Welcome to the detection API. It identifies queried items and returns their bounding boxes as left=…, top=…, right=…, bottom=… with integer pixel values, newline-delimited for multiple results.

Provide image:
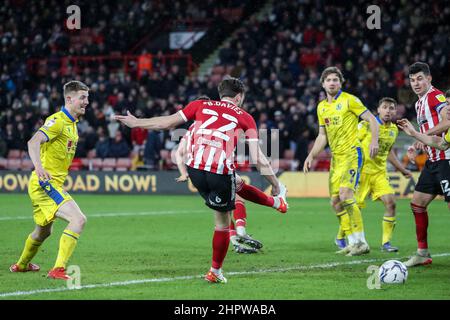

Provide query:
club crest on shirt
left=42, top=118, right=56, bottom=130
left=336, top=103, right=342, bottom=111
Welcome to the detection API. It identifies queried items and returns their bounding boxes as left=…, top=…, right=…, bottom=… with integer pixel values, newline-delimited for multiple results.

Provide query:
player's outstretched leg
left=236, top=176, right=288, bottom=213
left=10, top=223, right=53, bottom=273
left=205, top=211, right=231, bottom=284
left=48, top=200, right=87, bottom=280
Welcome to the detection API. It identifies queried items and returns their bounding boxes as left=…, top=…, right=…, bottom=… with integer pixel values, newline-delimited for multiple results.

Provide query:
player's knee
left=410, top=202, right=427, bottom=214
left=338, top=190, right=353, bottom=202
left=33, top=228, right=52, bottom=241
left=385, top=201, right=396, bottom=215
left=330, top=201, right=339, bottom=211
left=330, top=198, right=340, bottom=211
left=75, top=212, right=87, bottom=229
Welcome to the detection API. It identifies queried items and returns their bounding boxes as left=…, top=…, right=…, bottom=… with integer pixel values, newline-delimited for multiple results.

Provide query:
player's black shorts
left=187, top=166, right=236, bottom=212
left=415, top=160, right=450, bottom=202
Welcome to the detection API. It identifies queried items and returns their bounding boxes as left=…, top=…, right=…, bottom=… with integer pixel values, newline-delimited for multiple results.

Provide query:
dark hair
left=320, top=66, right=345, bottom=84
left=217, top=77, right=245, bottom=99
left=63, top=80, right=89, bottom=97
left=195, top=95, right=211, bottom=101
left=378, top=97, right=397, bottom=107
left=408, top=62, right=431, bottom=76
left=445, top=90, right=450, bottom=98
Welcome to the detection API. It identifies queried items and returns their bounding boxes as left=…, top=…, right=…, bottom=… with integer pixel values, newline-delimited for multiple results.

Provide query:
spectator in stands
left=143, top=130, right=162, bottom=169
left=15, top=122, right=29, bottom=151
left=131, top=126, right=148, bottom=153
left=83, top=126, right=99, bottom=153
left=295, top=129, right=311, bottom=171
left=108, top=131, right=130, bottom=158
left=95, top=128, right=110, bottom=159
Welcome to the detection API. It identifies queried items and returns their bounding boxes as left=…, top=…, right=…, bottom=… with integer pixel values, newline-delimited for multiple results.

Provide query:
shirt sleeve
left=357, top=121, right=369, bottom=141
left=243, top=113, right=259, bottom=142
left=445, top=131, right=450, bottom=144
left=348, top=95, right=368, bottom=118
left=317, top=106, right=325, bottom=127
left=428, top=92, right=448, bottom=114
left=38, top=116, right=63, bottom=142
left=178, top=101, right=200, bottom=122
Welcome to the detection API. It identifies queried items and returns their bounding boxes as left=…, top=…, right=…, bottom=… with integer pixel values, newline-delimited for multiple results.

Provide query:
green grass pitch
left=1, top=194, right=450, bottom=300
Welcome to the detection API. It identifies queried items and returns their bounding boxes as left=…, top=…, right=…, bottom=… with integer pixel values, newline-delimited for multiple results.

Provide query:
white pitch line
left=2, top=252, right=450, bottom=298
left=0, top=210, right=208, bottom=221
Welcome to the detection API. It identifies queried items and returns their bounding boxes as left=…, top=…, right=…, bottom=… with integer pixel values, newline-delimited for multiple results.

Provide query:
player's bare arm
left=175, top=138, right=189, bottom=182
left=27, top=131, right=52, bottom=181
left=247, top=139, right=280, bottom=196
left=398, top=118, right=449, bottom=150
left=388, top=149, right=412, bottom=178
left=303, top=126, right=327, bottom=173
left=360, top=111, right=379, bottom=158
left=114, top=110, right=185, bottom=130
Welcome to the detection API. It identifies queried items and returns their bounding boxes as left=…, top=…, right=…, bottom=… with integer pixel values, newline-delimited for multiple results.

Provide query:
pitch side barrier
left=0, top=170, right=425, bottom=199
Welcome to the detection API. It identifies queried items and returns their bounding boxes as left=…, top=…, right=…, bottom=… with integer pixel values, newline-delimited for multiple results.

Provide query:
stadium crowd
left=1, top=0, right=449, bottom=171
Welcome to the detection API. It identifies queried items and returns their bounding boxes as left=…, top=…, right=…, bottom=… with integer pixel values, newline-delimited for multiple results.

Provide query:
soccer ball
left=378, top=260, right=408, bottom=284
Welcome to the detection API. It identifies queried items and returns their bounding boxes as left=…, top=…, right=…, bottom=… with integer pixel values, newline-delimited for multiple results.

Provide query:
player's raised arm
left=360, top=110, right=379, bottom=158
left=303, top=126, right=327, bottom=173
left=114, top=110, right=185, bottom=130
left=397, top=118, right=449, bottom=150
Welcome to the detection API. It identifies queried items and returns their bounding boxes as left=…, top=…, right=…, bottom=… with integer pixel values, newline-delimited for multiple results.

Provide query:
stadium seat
left=116, top=158, right=132, bottom=171
left=20, top=159, right=34, bottom=171
left=89, top=158, right=103, bottom=171
left=7, top=159, right=22, bottom=170
left=7, top=149, right=21, bottom=159
left=102, top=158, right=117, bottom=171
left=0, top=158, right=7, bottom=169
left=69, top=158, right=83, bottom=171
left=81, top=158, right=90, bottom=169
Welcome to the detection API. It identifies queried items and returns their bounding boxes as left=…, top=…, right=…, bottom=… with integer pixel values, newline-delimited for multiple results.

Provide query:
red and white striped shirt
left=178, top=99, right=258, bottom=175
left=415, top=86, right=450, bottom=162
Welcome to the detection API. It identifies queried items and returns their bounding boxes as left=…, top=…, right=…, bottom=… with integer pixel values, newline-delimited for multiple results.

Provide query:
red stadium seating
left=0, top=158, right=7, bottom=169
left=89, top=158, right=103, bottom=171
left=116, top=158, right=132, bottom=171
left=7, top=159, right=22, bottom=170
left=20, top=159, right=34, bottom=171
left=69, top=158, right=83, bottom=171
left=102, top=158, right=117, bottom=171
